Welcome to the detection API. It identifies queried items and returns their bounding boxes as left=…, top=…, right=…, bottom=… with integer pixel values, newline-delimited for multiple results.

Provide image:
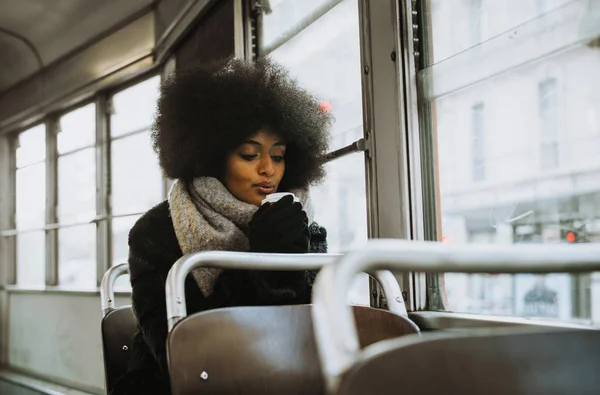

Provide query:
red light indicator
left=566, top=232, right=576, bottom=243
left=319, top=101, right=332, bottom=113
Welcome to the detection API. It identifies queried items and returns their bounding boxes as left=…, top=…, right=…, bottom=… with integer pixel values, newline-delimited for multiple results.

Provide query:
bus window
left=57, top=103, right=97, bottom=289
left=15, top=124, right=46, bottom=287
left=260, top=0, right=370, bottom=304
left=418, top=0, right=600, bottom=323
left=110, top=76, right=163, bottom=216
left=109, top=76, right=163, bottom=291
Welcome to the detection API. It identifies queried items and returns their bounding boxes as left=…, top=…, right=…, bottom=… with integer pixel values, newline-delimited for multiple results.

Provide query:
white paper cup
left=261, top=192, right=300, bottom=206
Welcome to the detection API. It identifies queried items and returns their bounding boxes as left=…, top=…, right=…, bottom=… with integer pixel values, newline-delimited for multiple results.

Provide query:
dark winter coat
left=110, top=200, right=328, bottom=395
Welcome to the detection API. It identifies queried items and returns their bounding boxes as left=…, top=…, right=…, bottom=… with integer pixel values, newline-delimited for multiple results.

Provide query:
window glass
left=311, top=154, right=368, bottom=253
left=57, top=148, right=96, bottom=223
left=110, top=76, right=161, bottom=138
left=111, top=131, right=164, bottom=216
left=16, top=124, right=45, bottom=168
left=16, top=231, right=45, bottom=287
left=267, top=0, right=369, bottom=305
left=57, top=103, right=96, bottom=154
left=109, top=76, right=163, bottom=292
left=313, top=154, right=370, bottom=305
left=269, top=0, right=362, bottom=152
left=16, top=163, right=46, bottom=229
left=58, top=224, right=96, bottom=289
left=426, top=0, right=574, bottom=65
left=423, top=0, right=600, bottom=322
left=260, top=0, right=337, bottom=51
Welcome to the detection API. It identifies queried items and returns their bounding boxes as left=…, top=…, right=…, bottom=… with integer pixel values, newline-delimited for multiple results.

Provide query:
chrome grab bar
left=164, top=251, right=407, bottom=331
left=311, top=239, right=600, bottom=393
left=100, top=263, right=130, bottom=317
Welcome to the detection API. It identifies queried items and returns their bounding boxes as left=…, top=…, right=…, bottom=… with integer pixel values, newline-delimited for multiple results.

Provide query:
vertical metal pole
left=234, top=0, right=246, bottom=59
left=0, top=134, right=14, bottom=364
left=96, top=95, right=111, bottom=286
left=162, top=58, right=176, bottom=199
left=2, top=135, right=17, bottom=285
left=46, top=118, right=58, bottom=286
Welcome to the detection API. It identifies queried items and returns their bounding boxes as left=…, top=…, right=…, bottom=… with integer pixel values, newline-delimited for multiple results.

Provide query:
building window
left=57, top=103, right=97, bottom=288
left=537, top=0, right=561, bottom=14
left=472, top=103, right=485, bottom=182
left=469, top=0, right=484, bottom=47
left=15, top=124, right=46, bottom=286
left=539, top=78, right=559, bottom=169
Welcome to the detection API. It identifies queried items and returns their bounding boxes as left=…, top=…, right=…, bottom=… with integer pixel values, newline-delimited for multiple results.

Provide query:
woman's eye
left=240, top=154, right=258, bottom=161
left=271, top=155, right=285, bottom=163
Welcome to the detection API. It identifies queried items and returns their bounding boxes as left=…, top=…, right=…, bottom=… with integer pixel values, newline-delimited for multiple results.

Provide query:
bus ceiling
left=0, top=0, right=154, bottom=95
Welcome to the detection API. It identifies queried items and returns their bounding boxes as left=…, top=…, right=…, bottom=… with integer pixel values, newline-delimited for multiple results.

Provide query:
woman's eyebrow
left=243, top=140, right=286, bottom=147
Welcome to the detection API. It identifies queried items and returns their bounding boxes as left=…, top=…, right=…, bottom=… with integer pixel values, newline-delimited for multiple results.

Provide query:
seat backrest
left=101, top=305, right=137, bottom=394
left=167, top=304, right=418, bottom=395
left=339, top=328, right=600, bottom=395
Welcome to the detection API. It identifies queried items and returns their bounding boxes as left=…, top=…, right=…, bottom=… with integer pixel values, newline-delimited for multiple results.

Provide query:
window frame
left=1, top=132, right=17, bottom=285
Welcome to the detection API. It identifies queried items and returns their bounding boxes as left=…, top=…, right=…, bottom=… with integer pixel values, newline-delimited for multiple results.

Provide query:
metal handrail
left=311, top=239, right=600, bottom=393
left=323, top=138, right=368, bottom=163
left=100, top=263, right=130, bottom=317
left=164, top=251, right=407, bottom=331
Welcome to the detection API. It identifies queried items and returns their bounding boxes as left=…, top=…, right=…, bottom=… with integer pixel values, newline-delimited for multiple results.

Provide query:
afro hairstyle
left=151, top=56, right=333, bottom=191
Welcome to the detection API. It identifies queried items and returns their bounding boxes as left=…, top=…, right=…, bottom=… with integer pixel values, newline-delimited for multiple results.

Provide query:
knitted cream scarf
left=168, top=177, right=313, bottom=296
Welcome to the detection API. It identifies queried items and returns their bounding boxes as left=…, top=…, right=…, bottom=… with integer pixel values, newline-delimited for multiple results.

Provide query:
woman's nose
left=258, top=157, right=275, bottom=176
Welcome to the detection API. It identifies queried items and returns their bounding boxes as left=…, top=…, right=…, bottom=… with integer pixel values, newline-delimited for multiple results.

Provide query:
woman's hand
left=248, top=195, right=310, bottom=253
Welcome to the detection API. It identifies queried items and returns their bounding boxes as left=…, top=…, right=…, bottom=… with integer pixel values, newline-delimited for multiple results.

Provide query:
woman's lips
left=254, top=183, right=275, bottom=195
left=256, top=187, right=274, bottom=194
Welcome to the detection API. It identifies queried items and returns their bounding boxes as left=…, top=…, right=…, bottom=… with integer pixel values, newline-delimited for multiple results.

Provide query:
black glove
left=248, top=195, right=310, bottom=253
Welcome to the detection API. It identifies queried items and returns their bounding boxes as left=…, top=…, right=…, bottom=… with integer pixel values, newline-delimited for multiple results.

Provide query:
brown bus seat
left=101, top=305, right=137, bottom=394
left=167, top=304, right=419, bottom=395
left=339, top=328, right=600, bottom=395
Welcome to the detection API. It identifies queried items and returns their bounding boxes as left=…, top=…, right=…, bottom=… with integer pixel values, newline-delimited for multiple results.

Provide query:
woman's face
left=223, top=130, right=286, bottom=206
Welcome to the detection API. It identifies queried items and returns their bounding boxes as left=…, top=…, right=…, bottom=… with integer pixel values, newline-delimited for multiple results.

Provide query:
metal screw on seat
left=200, top=371, right=208, bottom=381
left=122, top=345, right=128, bottom=351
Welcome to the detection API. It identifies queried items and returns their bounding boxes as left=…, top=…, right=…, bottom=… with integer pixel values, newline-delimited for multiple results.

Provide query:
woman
left=110, top=57, right=332, bottom=395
